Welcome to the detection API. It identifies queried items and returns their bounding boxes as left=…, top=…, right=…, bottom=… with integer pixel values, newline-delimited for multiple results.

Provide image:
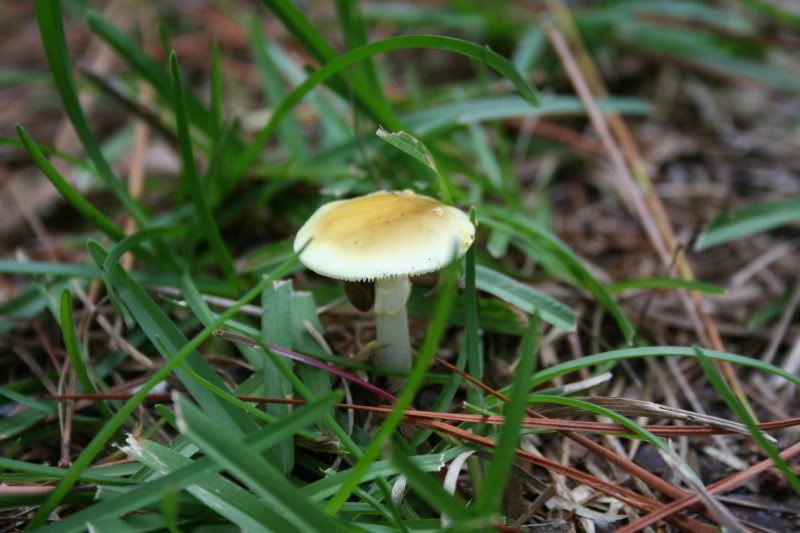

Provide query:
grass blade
left=694, top=346, right=800, bottom=495
left=529, top=346, right=800, bottom=390
left=209, top=40, right=223, bottom=140
left=33, top=0, right=148, bottom=225
left=175, top=395, right=348, bottom=533
left=16, top=125, right=125, bottom=241
left=608, top=277, right=726, bottom=295
left=260, top=0, right=401, bottom=131
left=476, top=264, right=576, bottom=332
left=86, top=11, right=214, bottom=138
left=248, top=17, right=308, bottom=158
left=376, top=127, right=453, bottom=203
left=464, top=208, right=482, bottom=404
left=170, top=52, right=238, bottom=284
left=481, top=209, right=634, bottom=341
left=93, top=240, right=255, bottom=435
left=59, top=290, right=113, bottom=419
left=261, top=280, right=295, bottom=473
left=695, top=197, right=800, bottom=250
left=233, top=34, right=540, bottom=181
left=124, top=435, right=291, bottom=531
left=474, top=314, right=540, bottom=516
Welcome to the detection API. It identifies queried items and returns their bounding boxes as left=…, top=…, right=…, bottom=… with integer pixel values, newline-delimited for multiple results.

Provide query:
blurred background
left=1, top=0, right=800, bottom=530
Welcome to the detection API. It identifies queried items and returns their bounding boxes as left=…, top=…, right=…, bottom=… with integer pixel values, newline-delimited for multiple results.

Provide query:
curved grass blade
left=16, top=125, right=125, bottom=241
left=0, top=136, right=96, bottom=175
left=476, top=264, right=576, bottom=331
left=529, top=346, right=800, bottom=390
left=233, top=34, right=540, bottom=181
left=260, top=0, right=400, bottom=131
left=480, top=209, right=633, bottom=340
left=390, top=447, right=472, bottom=523
left=335, top=0, right=387, bottom=101
left=124, top=435, right=286, bottom=531
left=92, top=240, right=255, bottom=436
left=695, top=197, right=800, bottom=250
left=248, top=17, right=308, bottom=158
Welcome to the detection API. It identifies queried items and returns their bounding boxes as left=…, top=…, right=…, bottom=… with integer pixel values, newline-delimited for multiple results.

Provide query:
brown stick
left=49, top=393, right=800, bottom=437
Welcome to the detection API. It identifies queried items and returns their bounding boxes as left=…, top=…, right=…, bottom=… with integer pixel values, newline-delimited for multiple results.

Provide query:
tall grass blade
left=33, top=0, right=148, bottom=225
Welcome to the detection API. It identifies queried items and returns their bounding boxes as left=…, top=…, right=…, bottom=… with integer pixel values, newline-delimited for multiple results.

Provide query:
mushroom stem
left=374, top=276, right=412, bottom=372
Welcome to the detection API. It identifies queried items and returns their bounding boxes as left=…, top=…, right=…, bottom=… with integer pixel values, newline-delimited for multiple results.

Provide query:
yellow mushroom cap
left=294, top=190, right=475, bottom=281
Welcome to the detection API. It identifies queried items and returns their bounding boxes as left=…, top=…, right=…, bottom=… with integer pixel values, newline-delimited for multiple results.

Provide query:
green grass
left=4, top=1, right=800, bottom=531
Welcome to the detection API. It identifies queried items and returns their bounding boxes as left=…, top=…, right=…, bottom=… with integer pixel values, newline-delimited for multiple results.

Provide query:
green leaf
left=474, top=314, right=539, bottom=516
left=512, top=26, right=545, bottom=73
left=302, top=448, right=466, bottom=501
left=376, top=127, right=453, bottom=203
left=476, top=264, right=576, bottom=332
left=261, top=280, right=295, bottom=474
left=209, top=41, right=223, bottom=140
left=94, top=240, right=255, bottom=435
left=695, top=197, right=800, bottom=250
left=694, top=346, right=800, bottom=496
left=125, top=435, right=287, bottom=531
left=405, top=95, right=648, bottom=135
left=464, top=209, right=483, bottom=404
left=259, top=0, right=401, bottom=131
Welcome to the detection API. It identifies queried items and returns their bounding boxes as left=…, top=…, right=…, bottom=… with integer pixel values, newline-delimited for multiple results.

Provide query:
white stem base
left=374, top=276, right=412, bottom=372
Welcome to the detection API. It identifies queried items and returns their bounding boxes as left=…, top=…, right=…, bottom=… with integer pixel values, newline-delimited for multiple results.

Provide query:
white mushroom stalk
left=294, top=190, right=475, bottom=374
left=374, top=276, right=412, bottom=371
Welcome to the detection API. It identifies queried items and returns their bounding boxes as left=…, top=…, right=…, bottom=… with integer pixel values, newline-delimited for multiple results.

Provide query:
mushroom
left=294, top=190, right=475, bottom=372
